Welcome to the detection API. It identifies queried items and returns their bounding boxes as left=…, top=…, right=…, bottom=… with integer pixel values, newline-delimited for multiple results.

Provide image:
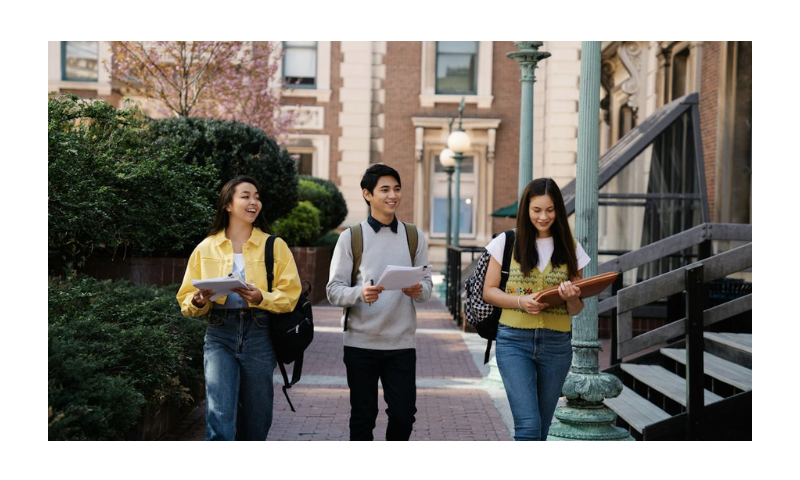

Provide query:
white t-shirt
left=485, top=232, right=591, bottom=274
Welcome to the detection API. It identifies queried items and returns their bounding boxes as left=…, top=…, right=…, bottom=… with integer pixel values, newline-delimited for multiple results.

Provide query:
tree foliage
left=48, top=93, right=216, bottom=273
left=148, top=116, right=299, bottom=226
left=107, top=41, right=294, bottom=139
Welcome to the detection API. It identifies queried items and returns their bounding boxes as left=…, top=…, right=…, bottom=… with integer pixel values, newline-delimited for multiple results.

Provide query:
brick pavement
left=164, top=298, right=513, bottom=441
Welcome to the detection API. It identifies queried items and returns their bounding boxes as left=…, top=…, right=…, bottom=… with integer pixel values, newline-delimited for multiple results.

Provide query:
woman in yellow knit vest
left=483, top=178, right=590, bottom=441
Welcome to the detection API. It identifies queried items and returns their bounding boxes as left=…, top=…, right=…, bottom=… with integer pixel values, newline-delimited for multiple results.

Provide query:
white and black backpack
left=464, top=229, right=515, bottom=364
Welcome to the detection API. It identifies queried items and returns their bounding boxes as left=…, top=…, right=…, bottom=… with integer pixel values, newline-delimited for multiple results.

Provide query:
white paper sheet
left=374, top=265, right=428, bottom=290
left=191, top=272, right=249, bottom=301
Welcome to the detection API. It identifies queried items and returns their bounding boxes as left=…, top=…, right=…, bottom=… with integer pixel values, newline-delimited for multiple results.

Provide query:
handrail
left=598, top=223, right=751, bottom=276
left=615, top=242, right=752, bottom=359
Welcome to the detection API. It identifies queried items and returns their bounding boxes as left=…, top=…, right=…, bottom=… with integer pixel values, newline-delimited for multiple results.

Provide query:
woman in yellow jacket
left=176, top=175, right=301, bottom=441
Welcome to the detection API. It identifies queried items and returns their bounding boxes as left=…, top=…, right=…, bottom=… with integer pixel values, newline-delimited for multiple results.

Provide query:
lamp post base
left=547, top=400, right=633, bottom=441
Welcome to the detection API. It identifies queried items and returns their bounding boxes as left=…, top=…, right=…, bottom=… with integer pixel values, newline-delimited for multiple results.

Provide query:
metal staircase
left=596, top=223, right=752, bottom=440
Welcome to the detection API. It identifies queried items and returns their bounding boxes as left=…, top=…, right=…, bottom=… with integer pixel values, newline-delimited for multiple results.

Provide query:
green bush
left=149, top=117, right=299, bottom=226
left=48, top=276, right=205, bottom=440
left=299, top=175, right=348, bottom=232
left=270, top=201, right=321, bottom=247
left=313, top=230, right=341, bottom=248
left=48, top=93, right=216, bottom=273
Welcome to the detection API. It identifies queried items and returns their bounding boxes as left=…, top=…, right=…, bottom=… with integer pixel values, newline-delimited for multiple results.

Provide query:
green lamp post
left=447, top=98, right=471, bottom=247
left=547, top=41, right=632, bottom=441
left=507, top=41, right=550, bottom=196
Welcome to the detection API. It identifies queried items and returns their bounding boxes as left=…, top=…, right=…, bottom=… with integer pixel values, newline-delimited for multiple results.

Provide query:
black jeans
left=343, top=346, right=417, bottom=441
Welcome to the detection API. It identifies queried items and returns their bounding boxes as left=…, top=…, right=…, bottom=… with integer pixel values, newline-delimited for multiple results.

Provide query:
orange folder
left=533, top=271, right=618, bottom=309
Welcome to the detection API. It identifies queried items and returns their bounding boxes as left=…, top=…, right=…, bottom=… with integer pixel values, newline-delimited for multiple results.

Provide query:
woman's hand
left=401, top=283, right=423, bottom=299
left=232, top=284, right=264, bottom=305
left=519, top=295, right=549, bottom=314
left=558, top=280, right=582, bottom=303
left=192, top=289, right=215, bottom=308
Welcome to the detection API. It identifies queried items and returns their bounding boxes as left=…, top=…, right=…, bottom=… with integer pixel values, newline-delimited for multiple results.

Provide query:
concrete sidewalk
left=163, top=299, right=514, bottom=441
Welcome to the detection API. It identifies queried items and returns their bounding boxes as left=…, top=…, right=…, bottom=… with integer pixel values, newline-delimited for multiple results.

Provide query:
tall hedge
left=148, top=117, right=299, bottom=226
left=48, top=276, right=205, bottom=440
left=48, top=94, right=216, bottom=273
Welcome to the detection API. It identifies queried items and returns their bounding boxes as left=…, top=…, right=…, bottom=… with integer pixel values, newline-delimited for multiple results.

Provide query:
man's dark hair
left=360, top=164, right=401, bottom=206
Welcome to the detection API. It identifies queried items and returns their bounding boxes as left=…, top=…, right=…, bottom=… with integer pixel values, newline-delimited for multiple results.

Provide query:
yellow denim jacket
left=176, top=228, right=301, bottom=317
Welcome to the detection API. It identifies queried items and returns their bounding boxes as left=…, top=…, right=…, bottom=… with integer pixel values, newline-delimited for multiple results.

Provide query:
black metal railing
left=445, top=245, right=484, bottom=325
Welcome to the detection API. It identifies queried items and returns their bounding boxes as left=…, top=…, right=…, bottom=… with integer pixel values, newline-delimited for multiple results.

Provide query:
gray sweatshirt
left=326, top=220, right=432, bottom=350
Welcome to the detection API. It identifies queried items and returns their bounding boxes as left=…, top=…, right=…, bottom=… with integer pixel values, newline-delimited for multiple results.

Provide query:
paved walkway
left=163, top=299, right=516, bottom=441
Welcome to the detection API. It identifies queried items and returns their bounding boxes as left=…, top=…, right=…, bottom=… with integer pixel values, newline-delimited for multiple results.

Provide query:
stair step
left=621, top=364, right=724, bottom=407
left=661, top=348, right=752, bottom=391
left=704, top=332, right=752, bottom=353
left=604, top=386, right=670, bottom=433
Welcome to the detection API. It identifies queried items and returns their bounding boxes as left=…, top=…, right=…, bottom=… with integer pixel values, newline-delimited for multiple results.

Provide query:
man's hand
left=401, top=283, right=423, bottom=299
left=362, top=284, right=385, bottom=304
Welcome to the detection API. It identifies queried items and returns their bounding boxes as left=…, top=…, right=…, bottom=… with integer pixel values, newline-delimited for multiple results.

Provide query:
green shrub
left=48, top=276, right=205, bottom=440
left=313, top=230, right=341, bottom=247
left=270, top=201, right=321, bottom=247
left=299, top=175, right=348, bottom=232
left=148, top=117, right=299, bottom=226
left=48, top=93, right=216, bottom=273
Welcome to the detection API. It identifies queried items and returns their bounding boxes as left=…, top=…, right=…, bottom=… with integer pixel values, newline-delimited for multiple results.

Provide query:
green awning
left=491, top=201, right=517, bottom=218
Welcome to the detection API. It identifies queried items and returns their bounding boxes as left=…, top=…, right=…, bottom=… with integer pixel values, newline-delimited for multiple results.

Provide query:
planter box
left=80, top=246, right=333, bottom=304
left=289, top=246, right=333, bottom=305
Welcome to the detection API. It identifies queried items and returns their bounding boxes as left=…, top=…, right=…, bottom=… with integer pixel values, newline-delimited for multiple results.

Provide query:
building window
left=670, top=48, right=690, bottom=100
left=290, top=152, right=314, bottom=176
left=283, top=41, right=317, bottom=88
left=430, top=153, right=477, bottom=237
left=436, top=42, right=479, bottom=95
left=62, top=41, right=99, bottom=81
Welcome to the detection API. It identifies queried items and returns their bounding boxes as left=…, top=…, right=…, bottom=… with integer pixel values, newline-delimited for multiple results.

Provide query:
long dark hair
left=208, top=175, right=268, bottom=236
left=514, top=178, right=578, bottom=279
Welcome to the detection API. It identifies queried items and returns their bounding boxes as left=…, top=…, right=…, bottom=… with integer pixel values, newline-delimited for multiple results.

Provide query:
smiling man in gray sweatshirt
left=326, top=163, right=432, bottom=441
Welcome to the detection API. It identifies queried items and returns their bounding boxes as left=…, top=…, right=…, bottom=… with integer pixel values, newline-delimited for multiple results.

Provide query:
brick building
left=48, top=41, right=751, bottom=270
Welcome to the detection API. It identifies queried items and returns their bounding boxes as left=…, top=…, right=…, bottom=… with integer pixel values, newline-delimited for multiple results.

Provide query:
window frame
left=282, top=41, right=318, bottom=89
left=434, top=41, right=479, bottom=95
left=61, top=41, right=100, bottom=82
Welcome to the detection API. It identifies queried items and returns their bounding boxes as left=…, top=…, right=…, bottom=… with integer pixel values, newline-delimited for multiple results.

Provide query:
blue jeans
left=495, top=324, right=572, bottom=441
left=203, top=309, right=276, bottom=441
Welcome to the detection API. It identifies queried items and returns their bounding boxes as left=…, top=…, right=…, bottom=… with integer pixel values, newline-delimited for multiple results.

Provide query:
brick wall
left=490, top=41, right=523, bottom=234
left=383, top=41, right=422, bottom=223
left=384, top=41, right=522, bottom=234
left=700, top=42, right=721, bottom=222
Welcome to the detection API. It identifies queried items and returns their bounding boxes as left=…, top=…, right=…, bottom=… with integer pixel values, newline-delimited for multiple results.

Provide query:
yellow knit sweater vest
left=498, top=252, right=572, bottom=331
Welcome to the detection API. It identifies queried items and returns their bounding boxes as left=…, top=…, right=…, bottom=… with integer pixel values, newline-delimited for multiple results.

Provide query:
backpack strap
left=265, top=235, right=277, bottom=292
left=484, top=229, right=516, bottom=364
left=402, top=222, right=418, bottom=264
left=343, top=224, right=363, bottom=332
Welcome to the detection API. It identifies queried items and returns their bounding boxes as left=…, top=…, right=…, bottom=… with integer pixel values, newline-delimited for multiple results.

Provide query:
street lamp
left=447, top=98, right=471, bottom=247
left=439, top=147, right=456, bottom=250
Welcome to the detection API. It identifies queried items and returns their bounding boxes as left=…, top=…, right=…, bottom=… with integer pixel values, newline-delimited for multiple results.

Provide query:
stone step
left=660, top=348, right=752, bottom=391
left=621, top=364, right=723, bottom=407
left=603, top=386, right=671, bottom=433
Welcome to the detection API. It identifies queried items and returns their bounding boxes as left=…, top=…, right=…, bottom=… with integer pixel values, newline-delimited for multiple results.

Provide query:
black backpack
left=463, top=229, right=515, bottom=364
left=265, top=235, right=314, bottom=412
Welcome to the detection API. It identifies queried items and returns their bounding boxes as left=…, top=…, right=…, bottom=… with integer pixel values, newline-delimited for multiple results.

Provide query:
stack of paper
left=191, top=271, right=249, bottom=301
left=375, top=265, right=428, bottom=290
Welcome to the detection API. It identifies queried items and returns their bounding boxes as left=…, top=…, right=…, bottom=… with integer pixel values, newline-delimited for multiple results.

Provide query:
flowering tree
left=107, top=41, right=294, bottom=139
